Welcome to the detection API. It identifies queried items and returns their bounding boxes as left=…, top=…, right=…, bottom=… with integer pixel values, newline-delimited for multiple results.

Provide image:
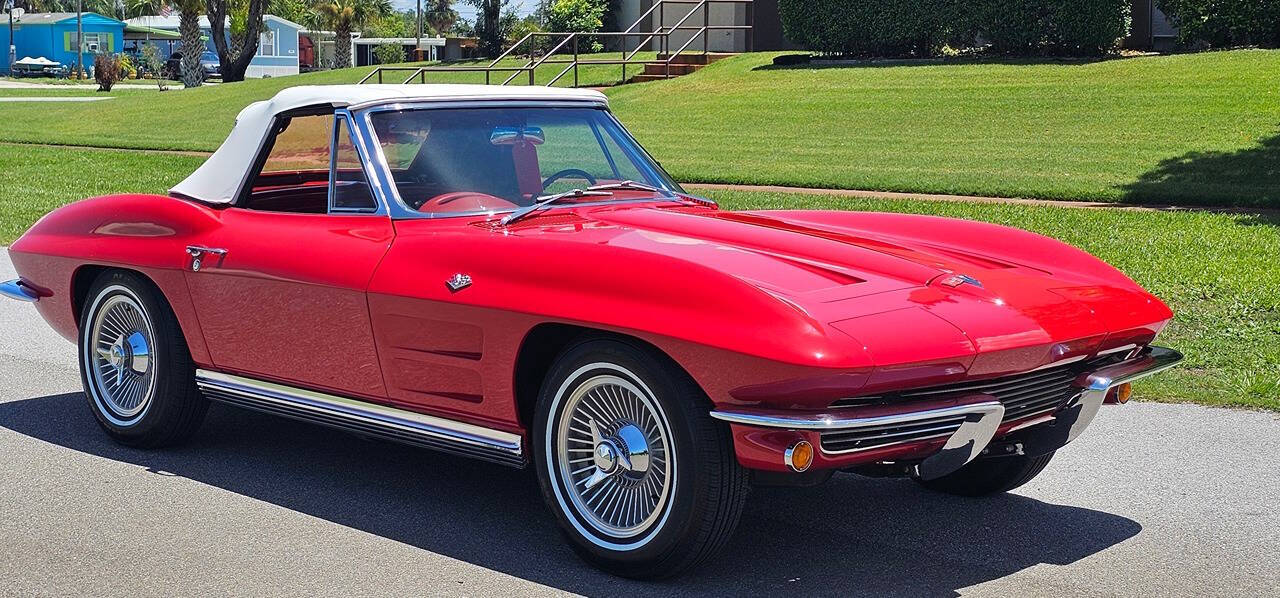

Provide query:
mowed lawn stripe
left=2, top=50, right=1278, bottom=206
left=610, top=50, right=1280, bottom=206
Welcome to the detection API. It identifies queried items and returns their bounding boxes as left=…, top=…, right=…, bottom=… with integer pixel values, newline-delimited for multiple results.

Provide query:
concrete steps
left=626, top=52, right=737, bottom=84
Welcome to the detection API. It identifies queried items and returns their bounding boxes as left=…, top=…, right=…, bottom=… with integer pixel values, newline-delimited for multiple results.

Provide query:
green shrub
left=779, top=0, right=955, bottom=57
left=545, top=0, right=607, bottom=53
left=140, top=45, right=168, bottom=91
left=93, top=53, right=123, bottom=92
left=975, top=0, right=1130, bottom=56
left=778, top=0, right=1128, bottom=57
left=373, top=43, right=406, bottom=65
left=1156, top=0, right=1280, bottom=48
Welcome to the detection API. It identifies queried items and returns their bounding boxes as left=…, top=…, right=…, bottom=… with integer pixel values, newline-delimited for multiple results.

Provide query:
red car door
left=182, top=110, right=393, bottom=399
left=366, top=216, right=531, bottom=429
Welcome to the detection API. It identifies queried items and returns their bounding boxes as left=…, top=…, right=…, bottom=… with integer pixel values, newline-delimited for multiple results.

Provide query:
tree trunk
left=478, top=0, right=502, bottom=57
left=206, top=0, right=266, bottom=82
left=179, top=7, right=203, bottom=87
left=335, top=26, right=352, bottom=69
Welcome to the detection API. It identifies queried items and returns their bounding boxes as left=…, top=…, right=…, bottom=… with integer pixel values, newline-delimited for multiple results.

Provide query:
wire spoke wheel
left=85, top=290, right=157, bottom=423
left=553, top=369, right=675, bottom=544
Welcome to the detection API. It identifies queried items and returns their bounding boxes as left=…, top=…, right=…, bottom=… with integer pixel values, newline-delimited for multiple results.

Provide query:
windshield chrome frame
left=351, top=100, right=680, bottom=221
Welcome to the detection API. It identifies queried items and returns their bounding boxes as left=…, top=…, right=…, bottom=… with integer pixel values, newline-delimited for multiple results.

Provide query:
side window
left=241, top=112, right=377, bottom=214
left=244, top=113, right=333, bottom=213
left=260, top=114, right=332, bottom=174
left=331, top=116, right=377, bottom=211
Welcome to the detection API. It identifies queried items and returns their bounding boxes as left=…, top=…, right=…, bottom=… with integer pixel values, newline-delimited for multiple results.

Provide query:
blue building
left=124, top=14, right=302, bottom=77
left=0, top=12, right=126, bottom=75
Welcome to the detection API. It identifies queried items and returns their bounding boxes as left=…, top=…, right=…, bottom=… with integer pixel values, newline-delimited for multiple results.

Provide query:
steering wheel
left=542, top=168, right=597, bottom=189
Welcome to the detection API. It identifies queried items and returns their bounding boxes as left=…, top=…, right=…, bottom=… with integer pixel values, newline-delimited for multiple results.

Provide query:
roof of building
left=170, top=84, right=609, bottom=204
left=353, top=37, right=447, bottom=47
left=15, top=12, right=123, bottom=26
left=123, top=14, right=303, bottom=30
left=123, top=24, right=182, bottom=40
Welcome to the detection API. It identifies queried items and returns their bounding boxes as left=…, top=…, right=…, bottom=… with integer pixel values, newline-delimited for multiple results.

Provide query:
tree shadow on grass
left=0, top=393, right=1143, bottom=597
left=1120, top=133, right=1280, bottom=211
left=752, top=53, right=1138, bottom=71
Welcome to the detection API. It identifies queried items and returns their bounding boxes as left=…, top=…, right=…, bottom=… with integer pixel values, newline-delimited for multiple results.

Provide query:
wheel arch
left=68, top=264, right=211, bottom=366
left=70, top=264, right=114, bottom=325
left=512, top=323, right=704, bottom=432
left=70, top=265, right=165, bottom=326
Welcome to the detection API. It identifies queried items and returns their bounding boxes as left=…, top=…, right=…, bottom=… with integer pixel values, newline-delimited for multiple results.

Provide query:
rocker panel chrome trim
left=195, top=369, right=524, bottom=466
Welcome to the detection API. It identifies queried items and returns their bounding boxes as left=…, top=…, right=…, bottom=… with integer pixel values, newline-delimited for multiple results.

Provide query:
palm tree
left=123, top=0, right=164, bottom=18
left=424, top=0, right=457, bottom=36
left=311, top=0, right=392, bottom=69
left=19, top=0, right=72, bottom=12
left=176, top=0, right=203, bottom=87
left=80, top=0, right=119, bottom=18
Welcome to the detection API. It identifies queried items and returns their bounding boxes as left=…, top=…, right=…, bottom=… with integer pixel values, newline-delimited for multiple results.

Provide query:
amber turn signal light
left=785, top=440, right=814, bottom=472
left=1106, top=382, right=1133, bottom=404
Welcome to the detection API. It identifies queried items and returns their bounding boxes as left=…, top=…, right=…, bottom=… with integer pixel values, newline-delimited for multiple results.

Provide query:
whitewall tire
left=78, top=270, right=207, bottom=447
left=534, top=338, right=748, bottom=579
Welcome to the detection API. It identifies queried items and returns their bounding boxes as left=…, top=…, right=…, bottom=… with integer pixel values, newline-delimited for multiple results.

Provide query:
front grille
left=829, top=358, right=1124, bottom=425
left=820, top=413, right=969, bottom=454
left=898, top=366, right=1077, bottom=423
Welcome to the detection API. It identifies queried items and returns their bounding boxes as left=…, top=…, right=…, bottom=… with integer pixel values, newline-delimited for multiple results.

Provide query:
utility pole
left=416, top=0, right=422, bottom=62
left=75, top=0, right=83, bottom=78
left=6, top=0, right=14, bottom=74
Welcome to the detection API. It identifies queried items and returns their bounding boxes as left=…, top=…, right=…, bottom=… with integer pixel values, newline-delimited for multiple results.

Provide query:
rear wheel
left=916, top=451, right=1055, bottom=497
left=78, top=270, right=208, bottom=447
left=534, top=338, right=748, bottom=579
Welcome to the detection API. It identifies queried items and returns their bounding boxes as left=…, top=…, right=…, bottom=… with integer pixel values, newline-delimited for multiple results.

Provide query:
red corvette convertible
left=3, top=85, right=1181, bottom=578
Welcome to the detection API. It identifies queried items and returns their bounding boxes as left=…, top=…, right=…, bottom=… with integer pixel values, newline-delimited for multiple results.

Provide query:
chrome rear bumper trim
left=0, top=279, right=39, bottom=302
left=195, top=369, right=524, bottom=467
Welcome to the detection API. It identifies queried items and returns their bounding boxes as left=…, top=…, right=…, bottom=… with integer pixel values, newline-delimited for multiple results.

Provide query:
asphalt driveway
left=1, top=249, right=1277, bottom=597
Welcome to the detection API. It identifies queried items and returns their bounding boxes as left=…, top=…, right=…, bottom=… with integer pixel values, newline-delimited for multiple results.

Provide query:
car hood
left=522, top=204, right=1172, bottom=372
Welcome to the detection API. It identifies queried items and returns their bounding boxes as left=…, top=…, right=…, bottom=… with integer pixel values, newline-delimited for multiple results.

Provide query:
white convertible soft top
left=169, top=84, right=609, bottom=204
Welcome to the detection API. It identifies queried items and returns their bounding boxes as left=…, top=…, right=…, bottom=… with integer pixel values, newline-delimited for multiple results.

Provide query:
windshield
left=367, top=107, right=680, bottom=216
left=201, top=52, right=218, bottom=61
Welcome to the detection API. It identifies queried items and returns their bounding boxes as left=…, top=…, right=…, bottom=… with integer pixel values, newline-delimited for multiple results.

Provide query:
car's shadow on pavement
left=1, top=393, right=1142, bottom=597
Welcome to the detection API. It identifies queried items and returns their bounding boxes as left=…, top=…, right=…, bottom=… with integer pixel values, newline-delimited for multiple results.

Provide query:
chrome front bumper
left=712, top=346, right=1183, bottom=478
left=0, top=279, right=39, bottom=302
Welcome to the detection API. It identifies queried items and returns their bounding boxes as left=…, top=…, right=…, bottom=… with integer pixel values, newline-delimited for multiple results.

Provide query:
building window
left=259, top=30, right=276, bottom=56
left=80, top=32, right=104, bottom=53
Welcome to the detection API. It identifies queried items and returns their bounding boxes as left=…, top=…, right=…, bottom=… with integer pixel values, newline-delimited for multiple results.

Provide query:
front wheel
left=534, top=338, right=748, bottom=579
left=916, top=451, right=1056, bottom=497
left=78, top=270, right=208, bottom=447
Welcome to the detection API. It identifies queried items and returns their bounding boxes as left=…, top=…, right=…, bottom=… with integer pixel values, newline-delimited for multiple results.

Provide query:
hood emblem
left=941, top=274, right=983, bottom=288
left=446, top=273, right=472, bottom=292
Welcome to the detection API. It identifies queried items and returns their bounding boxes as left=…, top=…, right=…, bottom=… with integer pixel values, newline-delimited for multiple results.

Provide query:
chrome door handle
left=186, top=246, right=227, bottom=272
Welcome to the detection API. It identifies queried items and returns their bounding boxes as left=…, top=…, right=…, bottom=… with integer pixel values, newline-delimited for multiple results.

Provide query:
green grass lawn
left=0, top=87, right=153, bottom=96
left=2, top=143, right=1273, bottom=410
left=611, top=50, right=1280, bottom=207
left=2, top=50, right=1279, bottom=206
left=0, top=54, right=655, bottom=152
left=0, top=144, right=205, bottom=243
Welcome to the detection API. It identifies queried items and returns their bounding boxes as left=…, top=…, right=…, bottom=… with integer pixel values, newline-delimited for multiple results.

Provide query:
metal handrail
left=502, top=31, right=580, bottom=85
left=359, top=0, right=753, bottom=87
